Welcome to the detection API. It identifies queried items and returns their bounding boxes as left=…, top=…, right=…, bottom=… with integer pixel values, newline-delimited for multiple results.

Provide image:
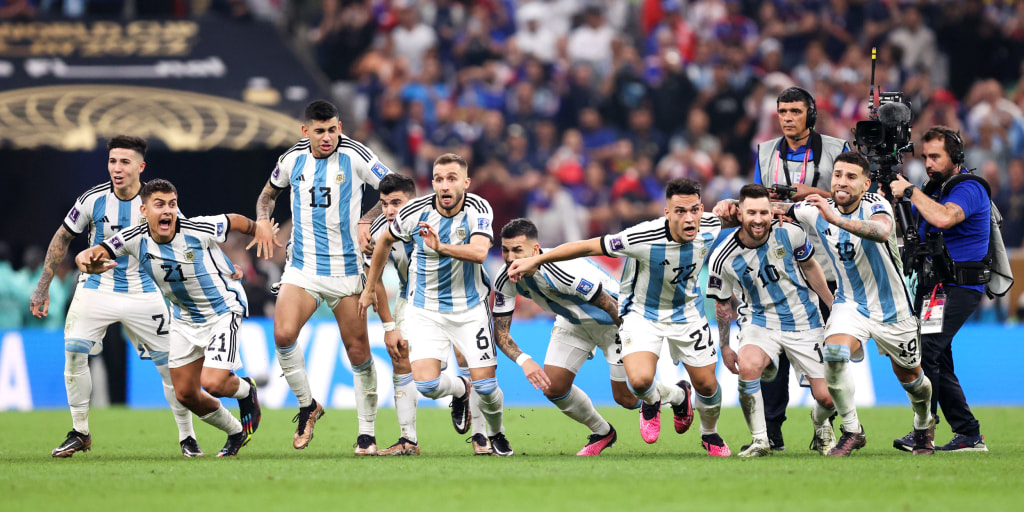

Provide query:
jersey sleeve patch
left=870, top=203, right=886, bottom=215
left=708, top=275, right=723, bottom=290
left=576, top=278, right=594, bottom=295
left=370, top=161, right=391, bottom=180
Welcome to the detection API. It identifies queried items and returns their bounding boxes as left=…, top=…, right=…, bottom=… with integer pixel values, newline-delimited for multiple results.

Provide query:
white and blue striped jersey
left=791, top=193, right=914, bottom=324
left=369, top=213, right=414, bottom=298
left=389, top=193, right=493, bottom=312
left=63, top=181, right=159, bottom=294
left=601, top=214, right=722, bottom=323
left=492, top=252, right=620, bottom=325
left=102, top=215, right=248, bottom=324
left=707, top=221, right=823, bottom=331
left=269, top=135, right=392, bottom=277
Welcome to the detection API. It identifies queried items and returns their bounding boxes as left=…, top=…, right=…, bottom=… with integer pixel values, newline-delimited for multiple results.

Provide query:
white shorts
left=825, top=302, right=921, bottom=369
left=167, top=313, right=244, bottom=371
left=619, top=315, right=717, bottom=368
left=64, top=287, right=171, bottom=359
left=280, top=266, right=364, bottom=310
left=737, top=324, right=825, bottom=381
left=405, top=303, right=496, bottom=369
left=394, top=296, right=410, bottom=340
left=545, top=319, right=626, bottom=382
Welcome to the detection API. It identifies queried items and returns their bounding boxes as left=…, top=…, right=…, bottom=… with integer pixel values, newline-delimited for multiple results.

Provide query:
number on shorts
left=613, top=333, right=622, bottom=355
left=814, top=342, right=824, bottom=363
left=151, top=314, right=169, bottom=336
left=897, top=339, right=918, bottom=359
left=207, top=333, right=227, bottom=353
left=161, top=263, right=187, bottom=282
left=475, top=328, right=489, bottom=350
left=691, top=324, right=715, bottom=356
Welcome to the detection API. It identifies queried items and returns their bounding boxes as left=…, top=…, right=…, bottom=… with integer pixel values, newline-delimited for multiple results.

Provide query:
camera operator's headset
left=775, top=87, right=820, bottom=186
left=939, top=127, right=966, bottom=166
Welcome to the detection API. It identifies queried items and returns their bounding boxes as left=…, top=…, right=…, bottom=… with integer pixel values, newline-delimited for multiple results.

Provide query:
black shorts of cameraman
left=913, top=283, right=983, bottom=438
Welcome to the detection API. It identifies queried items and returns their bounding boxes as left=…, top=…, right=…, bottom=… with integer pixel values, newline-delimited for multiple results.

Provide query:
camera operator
left=719, top=87, right=849, bottom=451
left=888, top=126, right=989, bottom=452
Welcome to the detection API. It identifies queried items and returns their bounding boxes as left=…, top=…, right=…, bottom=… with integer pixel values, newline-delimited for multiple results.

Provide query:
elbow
left=932, top=217, right=956, bottom=230
left=470, top=251, right=488, bottom=264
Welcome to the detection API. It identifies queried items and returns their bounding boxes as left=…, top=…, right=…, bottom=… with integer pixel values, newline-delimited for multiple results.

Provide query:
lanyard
left=774, top=143, right=812, bottom=186
left=923, top=284, right=943, bottom=320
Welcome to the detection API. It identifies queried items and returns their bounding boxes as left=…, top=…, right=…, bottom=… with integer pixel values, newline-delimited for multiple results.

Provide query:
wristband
left=382, top=322, right=396, bottom=332
left=515, top=353, right=532, bottom=367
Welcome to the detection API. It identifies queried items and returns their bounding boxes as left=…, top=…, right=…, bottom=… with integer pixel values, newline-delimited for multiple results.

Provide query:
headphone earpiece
left=947, top=130, right=965, bottom=165
left=779, top=87, right=817, bottom=130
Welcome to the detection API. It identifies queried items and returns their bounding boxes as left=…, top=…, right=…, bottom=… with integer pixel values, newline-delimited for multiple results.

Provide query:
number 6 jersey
left=101, top=215, right=248, bottom=323
left=791, top=194, right=914, bottom=324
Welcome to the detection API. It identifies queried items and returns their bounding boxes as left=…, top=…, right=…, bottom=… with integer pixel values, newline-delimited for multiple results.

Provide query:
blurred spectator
left=526, top=174, right=584, bottom=247
left=391, top=4, right=437, bottom=74
left=628, top=106, right=668, bottom=164
left=567, top=6, right=616, bottom=75
left=704, top=153, right=746, bottom=207
left=888, top=5, right=937, bottom=74
left=996, top=158, right=1024, bottom=248
left=512, top=2, right=558, bottom=64
left=401, top=57, right=451, bottom=126
left=0, top=242, right=25, bottom=328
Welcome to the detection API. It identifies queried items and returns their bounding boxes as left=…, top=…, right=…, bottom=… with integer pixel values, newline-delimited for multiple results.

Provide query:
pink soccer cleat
left=702, top=433, right=732, bottom=457
left=576, top=426, right=617, bottom=456
left=639, top=401, right=662, bottom=444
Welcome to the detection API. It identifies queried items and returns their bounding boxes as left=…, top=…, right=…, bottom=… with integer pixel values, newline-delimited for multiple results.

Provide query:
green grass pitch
left=2, top=406, right=1022, bottom=511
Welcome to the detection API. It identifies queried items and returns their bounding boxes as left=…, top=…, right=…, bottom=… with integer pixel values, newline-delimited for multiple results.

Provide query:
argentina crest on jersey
left=456, top=225, right=467, bottom=241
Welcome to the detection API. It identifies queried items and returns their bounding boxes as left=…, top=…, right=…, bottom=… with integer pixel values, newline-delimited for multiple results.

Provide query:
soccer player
left=493, top=218, right=639, bottom=456
left=359, top=153, right=513, bottom=456
left=29, top=135, right=199, bottom=458
left=708, top=184, right=837, bottom=457
left=789, top=152, right=935, bottom=456
left=509, top=178, right=731, bottom=457
left=250, top=100, right=392, bottom=454
left=74, top=179, right=262, bottom=457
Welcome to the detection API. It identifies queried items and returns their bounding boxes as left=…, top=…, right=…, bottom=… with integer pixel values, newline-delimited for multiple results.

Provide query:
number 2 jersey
left=791, top=193, right=914, bottom=324
left=707, top=220, right=823, bottom=331
left=269, top=136, right=392, bottom=278
left=101, top=215, right=248, bottom=323
left=601, top=214, right=722, bottom=323
left=64, top=181, right=159, bottom=294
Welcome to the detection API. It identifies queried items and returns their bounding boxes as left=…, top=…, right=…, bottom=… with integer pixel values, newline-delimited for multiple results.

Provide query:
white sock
left=393, top=373, right=417, bottom=443
left=551, top=386, right=610, bottom=435
left=199, top=405, right=242, bottom=435
left=277, top=343, right=313, bottom=408
left=64, top=350, right=91, bottom=435
left=655, top=380, right=684, bottom=407
left=231, top=376, right=251, bottom=399
left=155, top=363, right=195, bottom=442
left=461, top=367, right=485, bottom=436
left=476, top=381, right=504, bottom=437
left=902, top=374, right=934, bottom=430
left=635, top=384, right=661, bottom=406
left=694, top=386, right=722, bottom=435
left=811, top=401, right=835, bottom=427
left=824, top=344, right=860, bottom=432
left=352, top=358, right=378, bottom=436
left=738, top=379, right=767, bottom=440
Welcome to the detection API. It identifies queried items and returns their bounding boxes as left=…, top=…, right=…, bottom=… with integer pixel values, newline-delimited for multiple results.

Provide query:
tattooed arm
left=588, top=287, right=622, bottom=326
left=807, top=194, right=893, bottom=243
left=249, top=180, right=285, bottom=259
left=29, top=226, right=76, bottom=318
left=716, top=299, right=739, bottom=375
left=358, top=203, right=384, bottom=255
left=493, top=314, right=551, bottom=390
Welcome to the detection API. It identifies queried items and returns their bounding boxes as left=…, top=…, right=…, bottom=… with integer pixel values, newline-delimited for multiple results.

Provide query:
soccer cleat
left=180, top=436, right=204, bottom=457
left=576, top=425, right=617, bottom=456
left=377, top=437, right=420, bottom=456
left=353, top=434, right=378, bottom=455
left=51, top=430, right=91, bottom=458
left=892, top=430, right=914, bottom=452
left=449, top=376, right=472, bottom=435
left=639, top=401, right=661, bottom=444
left=292, top=400, right=325, bottom=450
left=809, top=421, right=837, bottom=456
left=912, top=423, right=935, bottom=455
left=738, top=437, right=772, bottom=458
left=701, top=433, right=732, bottom=457
left=467, top=433, right=491, bottom=455
left=672, top=381, right=694, bottom=434
left=489, top=432, right=514, bottom=456
left=238, top=376, right=261, bottom=436
left=827, top=424, right=866, bottom=457
left=217, top=431, right=251, bottom=457
left=936, top=433, right=988, bottom=452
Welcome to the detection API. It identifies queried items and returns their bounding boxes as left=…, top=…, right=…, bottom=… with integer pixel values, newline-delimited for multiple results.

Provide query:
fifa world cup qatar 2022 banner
left=2, top=319, right=1023, bottom=411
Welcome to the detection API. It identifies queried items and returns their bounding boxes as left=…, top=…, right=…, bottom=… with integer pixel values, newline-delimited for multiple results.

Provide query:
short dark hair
left=304, top=100, right=340, bottom=124
left=379, top=173, right=416, bottom=197
left=107, top=135, right=147, bottom=158
left=921, top=126, right=963, bottom=159
left=501, top=218, right=539, bottom=241
left=777, top=87, right=813, bottom=109
left=433, top=152, right=468, bottom=171
left=738, top=184, right=770, bottom=203
left=834, top=151, right=871, bottom=176
left=665, top=178, right=702, bottom=200
left=141, top=178, right=177, bottom=202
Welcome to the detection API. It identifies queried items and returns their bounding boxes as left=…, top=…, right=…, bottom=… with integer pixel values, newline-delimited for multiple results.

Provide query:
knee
left=737, top=360, right=763, bottom=381
left=473, top=377, right=498, bottom=396
left=200, top=375, right=230, bottom=397
left=627, top=374, right=654, bottom=395
left=175, top=386, right=200, bottom=407
left=543, top=382, right=571, bottom=401
left=273, top=324, right=301, bottom=347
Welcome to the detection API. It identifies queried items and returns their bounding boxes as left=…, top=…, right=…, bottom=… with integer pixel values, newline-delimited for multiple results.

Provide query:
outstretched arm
left=359, top=229, right=398, bottom=318
left=507, top=238, right=604, bottom=282
left=807, top=194, right=892, bottom=243
left=798, top=257, right=833, bottom=310
left=417, top=224, right=491, bottom=264
left=589, top=288, right=622, bottom=326
left=493, top=314, right=550, bottom=390
left=29, top=225, right=76, bottom=318
left=252, top=180, right=285, bottom=258
left=74, top=245, right=117, bottom=275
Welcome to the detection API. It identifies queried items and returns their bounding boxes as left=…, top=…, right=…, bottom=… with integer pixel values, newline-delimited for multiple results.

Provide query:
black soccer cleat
left=893, top=430, right=914, bottom=452
left=489, top=432, right=514, bottom=457
left=238, top=376, right=261, bottom=436
left=450, top=376, right=472, bottom=435
left=180, top=436, right=204, bottom=457
left=52, top=430, right=91, bottom=458
left=217, top=431, right=251, bottom=457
